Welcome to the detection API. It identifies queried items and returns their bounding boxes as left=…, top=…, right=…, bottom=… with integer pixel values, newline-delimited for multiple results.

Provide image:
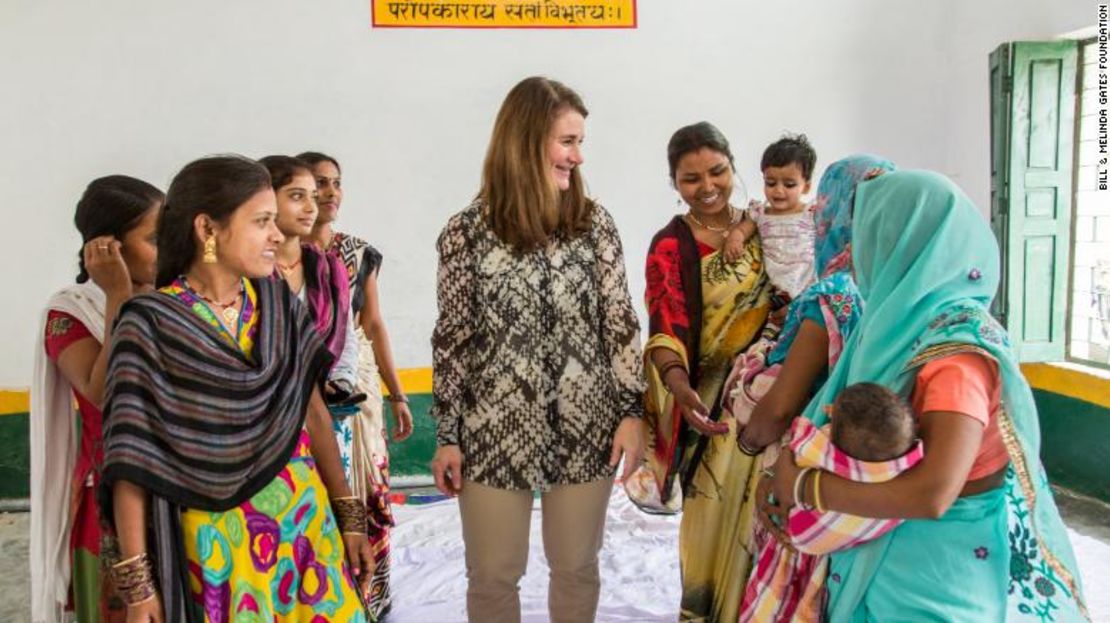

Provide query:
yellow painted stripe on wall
left=1021, top=363, right=1110, bottom=410
left=0, top=367, right=437, bottom=416
left=0, top=390, right=29, bottom=415
left=5, top=364, right=1104, bottom=415
left=389, top=367, right=433, bottom=395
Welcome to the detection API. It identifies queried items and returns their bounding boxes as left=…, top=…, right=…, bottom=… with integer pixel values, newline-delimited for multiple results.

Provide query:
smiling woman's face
left=274, top=171, right=319, bottom=238
left=674, top=147, right=734, bottom=216
left=311, top=161, right=342, bottom=224
left=545, top=108, right=586, bottom=191
left=204, top=188, right=284, bottom=278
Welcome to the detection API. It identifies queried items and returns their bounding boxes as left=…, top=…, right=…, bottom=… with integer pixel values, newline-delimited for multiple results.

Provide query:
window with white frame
left=1069, top=39, right=1110, bottom=367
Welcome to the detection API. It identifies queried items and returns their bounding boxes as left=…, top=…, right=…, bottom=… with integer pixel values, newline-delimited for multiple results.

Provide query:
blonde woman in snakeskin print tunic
left=430, top=76, right=646, bottom=623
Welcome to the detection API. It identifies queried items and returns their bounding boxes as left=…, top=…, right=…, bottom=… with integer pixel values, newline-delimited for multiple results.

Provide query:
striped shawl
left=100, top=277, right=332, bottom=511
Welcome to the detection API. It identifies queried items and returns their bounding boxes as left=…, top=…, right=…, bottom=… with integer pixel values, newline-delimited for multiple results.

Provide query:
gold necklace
left=686, top=206, right=736, bottom=233
left=184, top=277, right=243, bottom=326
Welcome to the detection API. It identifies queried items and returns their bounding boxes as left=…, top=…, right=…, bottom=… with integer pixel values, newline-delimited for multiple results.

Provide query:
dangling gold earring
left=203, top=235, right=217, bottom=264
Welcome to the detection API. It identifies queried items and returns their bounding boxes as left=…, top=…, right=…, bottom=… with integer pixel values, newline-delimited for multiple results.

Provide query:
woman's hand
left=770, top=448, right=802, bottom=507
left=756, top=451, right=804, bottom=549
left=389, top=400, right=414, bottom=442
left=342, top=533, right=375, bottom=599
left=737, top=413, right=791, bottom=455
left=431, top=445, right=464, bottom=496
left=84, top=236, right=133, bottom=299
left=673, top=385, right=729, bottom=436
left=125, top=595, right=164, bottom=623
left=609, top=417, right=643, bottom=482
left=755, top=472, right=794, bottom=551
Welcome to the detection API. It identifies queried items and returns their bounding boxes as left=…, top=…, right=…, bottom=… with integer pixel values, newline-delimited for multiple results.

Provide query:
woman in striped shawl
left=101, top=155, right=373, bottom=623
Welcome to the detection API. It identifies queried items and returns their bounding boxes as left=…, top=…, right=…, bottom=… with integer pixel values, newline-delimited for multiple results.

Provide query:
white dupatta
left=30, top=282, right=105, bottom=623
left=349, top=327, right=387, bottom=501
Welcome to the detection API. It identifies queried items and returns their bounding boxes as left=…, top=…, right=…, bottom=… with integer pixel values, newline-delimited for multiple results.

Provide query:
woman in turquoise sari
left=766, top=169, right=1087, bottom=621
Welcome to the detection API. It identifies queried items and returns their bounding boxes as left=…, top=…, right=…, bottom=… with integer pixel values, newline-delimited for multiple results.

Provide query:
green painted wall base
left=386, top=393, right=435, bottom=477
left=0, top=393, right=439, bottom=501
left=0, top=413, right=29, bottom=499
left=1033, top=389, right=1110, bottom=503
left=2, top=389, right=1105, bottom=502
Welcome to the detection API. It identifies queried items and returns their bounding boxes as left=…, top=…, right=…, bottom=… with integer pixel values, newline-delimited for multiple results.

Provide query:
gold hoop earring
left=203, top=235, right=217, bottom=264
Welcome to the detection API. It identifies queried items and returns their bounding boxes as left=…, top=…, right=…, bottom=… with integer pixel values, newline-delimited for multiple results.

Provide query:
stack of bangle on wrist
left=331, top=495, right=368, bottom=535
left=110, top=551, right=158, bottom=606
left=385, top=394, right=408, bottom=404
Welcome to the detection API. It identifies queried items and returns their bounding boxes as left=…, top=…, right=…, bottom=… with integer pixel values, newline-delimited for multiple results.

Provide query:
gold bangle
left=814, top=470, right=826, bottom=513
left=109, top=551, right=158, bottom=606
left=128, top=592, right=158, bottom=607
left=112, top=552, right=147, bottom=569
left=332, top=496, right=368, bottom=535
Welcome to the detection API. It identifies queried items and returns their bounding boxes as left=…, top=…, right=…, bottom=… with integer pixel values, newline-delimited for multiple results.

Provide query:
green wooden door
left=989, top=41, right=1078, bottom=361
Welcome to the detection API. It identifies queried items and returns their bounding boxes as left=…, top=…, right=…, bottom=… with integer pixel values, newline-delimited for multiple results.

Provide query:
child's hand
left=722, top=215, right=756, bottom=263
left=722, top=229, right=747, bottom=263
left=770, top=305, right=789, bottom=325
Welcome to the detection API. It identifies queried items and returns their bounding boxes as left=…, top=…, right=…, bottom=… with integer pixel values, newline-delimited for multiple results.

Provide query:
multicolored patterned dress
left=162, top=278, right=368, bottom=623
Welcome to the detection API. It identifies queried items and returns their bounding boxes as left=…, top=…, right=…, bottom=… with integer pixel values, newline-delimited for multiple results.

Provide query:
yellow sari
left=628, top=216, right=772, bottom=622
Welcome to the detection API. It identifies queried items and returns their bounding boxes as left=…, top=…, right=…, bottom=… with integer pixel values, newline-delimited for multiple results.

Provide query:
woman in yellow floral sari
left=624, top=122, right=774, bottom=622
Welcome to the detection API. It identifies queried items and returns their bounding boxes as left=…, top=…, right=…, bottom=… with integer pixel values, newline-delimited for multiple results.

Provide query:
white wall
left=942, top=0, right=1096, bottom=210
left=0, top=0, right=1094, bottom=387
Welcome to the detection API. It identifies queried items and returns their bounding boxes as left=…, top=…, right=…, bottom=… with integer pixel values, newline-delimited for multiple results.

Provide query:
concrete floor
left=2, top=487, right=1108, bottom=623
left=0, top=512, right=29, bottom=623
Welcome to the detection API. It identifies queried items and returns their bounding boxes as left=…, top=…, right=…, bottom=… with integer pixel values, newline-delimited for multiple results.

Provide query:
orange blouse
left=911, top=352, right=1010, bottom=481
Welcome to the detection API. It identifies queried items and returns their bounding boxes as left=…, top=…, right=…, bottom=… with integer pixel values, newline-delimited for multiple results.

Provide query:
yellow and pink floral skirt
left=182, top=431, right=368, bottom=622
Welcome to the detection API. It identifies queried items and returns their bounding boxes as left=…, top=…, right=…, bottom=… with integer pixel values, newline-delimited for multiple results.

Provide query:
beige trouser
left=458, top=477, right=613, bottom=623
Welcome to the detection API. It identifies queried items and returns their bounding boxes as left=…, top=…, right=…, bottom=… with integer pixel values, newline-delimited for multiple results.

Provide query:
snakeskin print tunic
left=432, top=201, right=646, bottom=490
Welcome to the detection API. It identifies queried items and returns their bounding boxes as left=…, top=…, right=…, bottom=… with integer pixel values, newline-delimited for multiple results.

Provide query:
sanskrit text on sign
left=371, top=0, right=637, bottom=28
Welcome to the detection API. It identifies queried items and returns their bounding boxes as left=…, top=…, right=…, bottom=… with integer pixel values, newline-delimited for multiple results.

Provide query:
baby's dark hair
left=760, top=133, right=817, bottom=181
left=830, top=382, right=915, bottom=462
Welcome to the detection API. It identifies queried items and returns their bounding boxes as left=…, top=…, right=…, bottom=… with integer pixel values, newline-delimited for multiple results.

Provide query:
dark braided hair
left=73, top=176, right=164, bottom=283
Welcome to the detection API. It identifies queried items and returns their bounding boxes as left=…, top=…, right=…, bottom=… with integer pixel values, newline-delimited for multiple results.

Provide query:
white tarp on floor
left=389, top=488, right=1110, bottom=622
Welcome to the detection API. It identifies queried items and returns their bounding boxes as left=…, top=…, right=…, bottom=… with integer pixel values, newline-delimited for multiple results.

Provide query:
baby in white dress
left=724, top=134, right=818, bottom=312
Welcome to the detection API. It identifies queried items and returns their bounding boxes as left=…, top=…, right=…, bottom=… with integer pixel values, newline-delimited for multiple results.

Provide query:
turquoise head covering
left=767, top=154, right=895, bottom=365
left=804, top=170, right=1086, bottom=620
left=813, top=155, right=896, bottom=278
